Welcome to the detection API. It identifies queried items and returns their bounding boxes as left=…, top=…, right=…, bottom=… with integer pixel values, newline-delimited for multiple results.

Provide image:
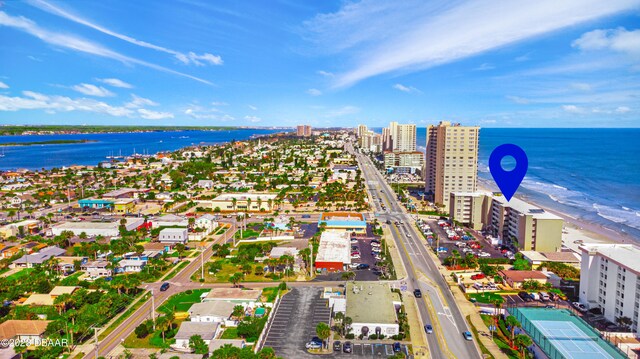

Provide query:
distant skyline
left=1, top=0, right=639, bottom=128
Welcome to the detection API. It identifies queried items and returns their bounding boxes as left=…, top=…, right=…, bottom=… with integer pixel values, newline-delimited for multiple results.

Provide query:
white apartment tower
left=425, top=121, right=479, bottom=211
left=579, top=244, right=640, bottom=335
left=394, top=124, right=417, bottom=152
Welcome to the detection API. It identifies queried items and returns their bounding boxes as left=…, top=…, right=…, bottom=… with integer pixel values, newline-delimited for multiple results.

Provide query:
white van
left=529, top=292, right=540, bottom=301
left=539, top=292, right=550, bottom=301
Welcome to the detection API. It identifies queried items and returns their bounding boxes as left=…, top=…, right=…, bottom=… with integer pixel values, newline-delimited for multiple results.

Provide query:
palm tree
left=343, top=316, right=353, bottom=336
left=231, top=197, right=237, bottom=213
left=316, top=322, right=331, bottom=349
left=515, top=334, right=532, bottom=358
left=505, top=315, right=521, bottom=346
left=156, top=316, right=170, bottom=342
left=257, top=197, right=263, bottom=212
left=334, top=312, right=344, bottom=336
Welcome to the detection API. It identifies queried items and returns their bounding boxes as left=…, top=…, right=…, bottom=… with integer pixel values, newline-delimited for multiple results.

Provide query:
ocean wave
left=593, top=203, right=640, bottom=231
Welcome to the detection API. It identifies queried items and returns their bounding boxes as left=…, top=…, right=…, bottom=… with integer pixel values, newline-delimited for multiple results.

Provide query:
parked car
left=357, top=263, right=370, bottom=270
left=306, top=337, right=322, bottom=349
left=393, top=342, right=401, bottom=352
left=414, top=289, right=422, bottom=298
left=424, top=324, right=433, bottom=334
left=463, top=331, right=473, bottom=341
left=333, top=341, right=341, bottom=351
left=351, top=254, right=361, bottom=259
left=518, top=291, right=532, bottom=302
left=572, top=302, right=588, bottom=312
left=471, top=273, right=485, bottom=280
left=529, top=292, right=540, bottom=301
left=437, top=247, right=448, bottom=253
left=160, top=282, right=170, bottom=291
left=539, top=292, right=550, bottom=301
left=343, top=341, right=352, bottom=353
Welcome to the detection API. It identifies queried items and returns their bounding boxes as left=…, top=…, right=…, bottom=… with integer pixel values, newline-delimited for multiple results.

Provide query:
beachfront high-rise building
left=296, top=125, right=312, bottom=137
left=382, top=127, right=393, bottom=151
left=356, top=124, right=368, bottom=137
left=449, top=192, right=563, bottom=252
left=425, top=121, right=479, bottom=211
left=579, top=244, right=640, bottom=334
left=394, top=124, right=417, bottom=152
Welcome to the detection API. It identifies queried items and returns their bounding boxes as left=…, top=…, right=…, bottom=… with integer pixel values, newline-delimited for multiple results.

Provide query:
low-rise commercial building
left=315, top=231, right=351, bottom=272
left=345, top=282, right=400, bottom=337
left=159, top=228, right=188, bottom=244
left=78, top=198, right=114, bottom=209
left=318, top=212, right=367, bottom=234
left=51, top=218, right=145, bottom=237
left=208, top=193, right=277, bottom=212
left=499, top=270, right=548, bottom=289
left=173, top=322, right=220, bottom=351
left=579, top=244, right=640, bottom=334
left=188, top=301, right=236, bottom=324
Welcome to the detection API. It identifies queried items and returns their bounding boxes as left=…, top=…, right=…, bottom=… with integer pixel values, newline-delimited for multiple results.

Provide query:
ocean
left=0, top=129, right=279, bottom=170
left=1, top=127, right=638, bottom=240
left=415, top=128, right=640, bottom=240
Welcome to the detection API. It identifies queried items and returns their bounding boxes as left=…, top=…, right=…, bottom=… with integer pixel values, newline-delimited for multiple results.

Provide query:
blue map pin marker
left=489, top=144, right=528, bottom=201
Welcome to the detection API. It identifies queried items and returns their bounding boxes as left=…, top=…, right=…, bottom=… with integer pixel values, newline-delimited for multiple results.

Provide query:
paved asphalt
left=351, top=144, right=482, bottom=359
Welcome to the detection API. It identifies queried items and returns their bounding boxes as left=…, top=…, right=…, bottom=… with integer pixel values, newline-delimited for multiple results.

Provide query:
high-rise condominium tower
left=425, top=121, right=479, bottom=211
left=394, top=124, right=416, bottom=152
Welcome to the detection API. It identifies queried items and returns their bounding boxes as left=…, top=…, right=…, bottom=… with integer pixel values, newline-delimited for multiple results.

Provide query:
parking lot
left=262, top=287, right=410, bottom=358
left=314, top=237, right=382, bottom=282
left=418, top=218, right=505, bottom=261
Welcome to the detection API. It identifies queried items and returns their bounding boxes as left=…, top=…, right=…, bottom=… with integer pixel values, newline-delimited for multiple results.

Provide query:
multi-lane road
left=351, top=144, right=481, bottom=359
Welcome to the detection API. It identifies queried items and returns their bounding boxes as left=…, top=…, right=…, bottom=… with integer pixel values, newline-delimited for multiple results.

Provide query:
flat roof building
left=209, top=193, right=277, bottom=212
left=579, top=244, right=640, bottom=335
left=51, top=218, right=144, bottom=237
left=345, top=282, right=400, bottom=337
left=319, top=212, right=367, bottom=234
left=315, top=231, right=351, bottom=272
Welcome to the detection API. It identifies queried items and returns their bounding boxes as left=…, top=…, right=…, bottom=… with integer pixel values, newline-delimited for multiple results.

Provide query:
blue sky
left=0, top=0, right=639, bottom=128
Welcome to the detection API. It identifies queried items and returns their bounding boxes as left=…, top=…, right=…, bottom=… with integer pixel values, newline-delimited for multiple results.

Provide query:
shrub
left=185, top=289, right=193, bottom=295
left=345, top=334, right=355, bottom=339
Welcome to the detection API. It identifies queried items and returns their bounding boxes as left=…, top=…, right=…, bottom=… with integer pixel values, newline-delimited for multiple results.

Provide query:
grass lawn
left=158, top=289, right=210, bottom=314
left=480, top=315, right=520, bottom=359
left=163, top=261, right=188, bottom=281
left=7, top=268, right=34, bottom=280
left=235, top=229, right=261, bottom=239
left=220, top=327, right=239, bottom=339
left=260, top=286, right=280, bottom=302
left=468, top=292, right=505, bottom=304
left=123, top=319, right=183, bottom=349
left=203, top=260, right=290, bottom=283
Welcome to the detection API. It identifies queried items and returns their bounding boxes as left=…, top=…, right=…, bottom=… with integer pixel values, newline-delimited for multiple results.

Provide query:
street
left=351, top=143, right=482, bottom=359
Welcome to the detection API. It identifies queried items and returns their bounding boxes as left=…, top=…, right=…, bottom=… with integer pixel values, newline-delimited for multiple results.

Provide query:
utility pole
left=93, top=327, right=99, bottom=359
left=201, top=244, right=204, bottom=280
left=309, top=242, right=314, bottom=278
left=151, top=290, right=156, bottom=331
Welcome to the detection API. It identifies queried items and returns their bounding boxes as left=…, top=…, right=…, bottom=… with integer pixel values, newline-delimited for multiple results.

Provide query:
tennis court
left=532, top=320, right=613, bottom=359
left=508, top=307, right=626, bottom=359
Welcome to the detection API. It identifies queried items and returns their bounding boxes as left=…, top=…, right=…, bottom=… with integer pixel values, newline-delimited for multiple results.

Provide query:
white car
left=478, top=252, right=491, bottom=257
left=351, top=254, right=361, bottom=259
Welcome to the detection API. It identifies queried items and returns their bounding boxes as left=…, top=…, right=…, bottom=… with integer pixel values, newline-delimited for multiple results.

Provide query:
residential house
left=499, top=270, right=548, bottom=289
left=195, top=214, right=218, bottom=232
left=0, top=320, right=52, bottom=345
left=12, top=246, right=66, bottom=269
left=172, top=322, right=220, bottom=351
left=117, top=259, right=146, bottom=273
left=197, top=180, right=214, bottom=189
left=188, top=301, right=236, bottom=325
left=81, top=260, right=112, bottom=279
left=159, top=228, right=188, bottom=245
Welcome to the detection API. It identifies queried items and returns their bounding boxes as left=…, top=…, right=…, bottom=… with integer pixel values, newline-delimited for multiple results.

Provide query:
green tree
left=515, top=334, right=533, bottom=358
left=316, top=322, right=331, bottom=348
left=512, top=253, right=531, bottom=270
left=174, top=243, right=186, bottom=259
left=189, top=335, right=209, bottom=354
left=505, top=315, right=521, bottom=345
left=232, top=305, right=245, bottom=319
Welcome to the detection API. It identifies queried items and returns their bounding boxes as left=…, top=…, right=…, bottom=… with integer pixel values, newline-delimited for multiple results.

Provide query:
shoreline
left=477, top=183, right=633, bottom=254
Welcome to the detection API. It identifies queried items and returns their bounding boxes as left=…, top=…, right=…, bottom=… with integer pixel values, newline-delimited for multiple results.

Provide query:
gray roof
left=13, top=246, right=66, bottom=265
left=174, top=322, right=219, bottom=341
left=188, top=301, right=235, bottom=318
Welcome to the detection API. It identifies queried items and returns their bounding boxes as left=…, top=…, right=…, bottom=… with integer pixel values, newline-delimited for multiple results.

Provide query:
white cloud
left=317, top=70, right=334, bottom=77
left=506, top=95, right=531, bottom=104
left=211, top=101, right=228, bottom=106
left=185, top=105, right=232, bottom=120
left=138, top=108, right=173, bottom=120
left=0, top=90, right=134, bottom=117
left=616, top=106, right=631, bottom=113
left=307, top=88, right=322, bottom=96
left=392, top=83, right=420, bottom=93
left=27, top=0, right=223, bottom=66
left=125, top=94, right=158, bottom=108
left=71, top=83, right=114, bottom=97
left=570, top=82, right=592, bottom=91
left=244, top=115, right=261, bottom=123
left=98, top=78, right=133, bottom=88
left=562, top=105, right=585, bottom=114
left=248, top=105, right=258, bottom=111
left=474, top=63, right=495, bottom=71
left=305, top=0, right=638, bottom=87
left=0, top=11, right=212, bottom=85
left=572, top=27, right=640, bottom=56
left=326, top=105, right=360, bottom=117
left=0, top=81, right=8, bottom=89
